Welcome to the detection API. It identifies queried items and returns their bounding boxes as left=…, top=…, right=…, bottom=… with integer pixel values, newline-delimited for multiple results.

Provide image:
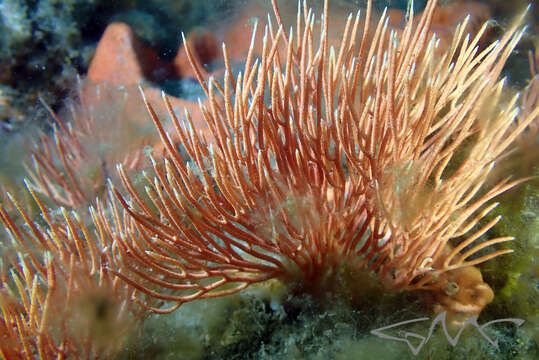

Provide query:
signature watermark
left=370, top=311, right=525, bottom=355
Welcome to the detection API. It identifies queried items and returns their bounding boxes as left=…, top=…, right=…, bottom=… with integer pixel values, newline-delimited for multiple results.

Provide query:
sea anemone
left=107, top=0, right=536, bottom=323
left=0, top=187, right=144, bottom=359
left=0, top=0, right=536, bottom=358
left=26, top=79, right=159, bottom=209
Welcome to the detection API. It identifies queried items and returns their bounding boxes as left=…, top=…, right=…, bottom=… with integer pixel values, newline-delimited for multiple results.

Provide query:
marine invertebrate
left=0, top=1, right=536, bottom=358
left=107, top=0, right=536, bottom=322
left=0, top=187, right=145, bottom=359
left=26, top=78, right=159, bottom=209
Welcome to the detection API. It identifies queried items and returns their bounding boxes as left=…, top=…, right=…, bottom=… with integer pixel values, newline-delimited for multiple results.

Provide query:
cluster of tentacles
left=1, top=0, right=537, bottom=358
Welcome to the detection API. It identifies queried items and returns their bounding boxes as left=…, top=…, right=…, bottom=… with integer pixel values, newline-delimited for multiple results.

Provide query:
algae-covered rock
left=482, top=181, right=538, bottom=319
left=0, top=0, right=236, bottom=131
